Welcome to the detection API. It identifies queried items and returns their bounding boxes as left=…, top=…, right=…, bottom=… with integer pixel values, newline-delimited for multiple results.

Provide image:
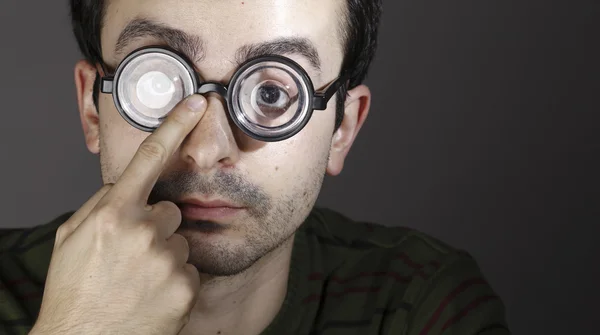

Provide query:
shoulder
left=0, top=212, right=73, bottom=333
left=299, top=207, right=510, bottom=334
left=0, top=212, right=71, bottom=252
left=301, top=207, right=461, bottom=272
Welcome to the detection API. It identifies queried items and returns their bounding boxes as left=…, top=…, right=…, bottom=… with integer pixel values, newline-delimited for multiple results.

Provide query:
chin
left=178, top=221, right=293, bottom=277
left=188, top=237, right=261, bottom=276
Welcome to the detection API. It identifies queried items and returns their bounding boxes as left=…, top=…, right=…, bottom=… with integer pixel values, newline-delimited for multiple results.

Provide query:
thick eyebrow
left=114, top=18, right=204, bottom=63
left=114, top=18, right=321, bottom=74
left=235, top=37, right=322, bottom=73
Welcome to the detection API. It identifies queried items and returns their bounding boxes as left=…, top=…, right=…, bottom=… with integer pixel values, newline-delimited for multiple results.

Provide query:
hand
left=31, top=95, right=207, bottom=335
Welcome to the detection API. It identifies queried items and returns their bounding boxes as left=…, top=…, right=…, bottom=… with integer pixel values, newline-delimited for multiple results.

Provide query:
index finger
left=109, top=94, right=207, bottom=204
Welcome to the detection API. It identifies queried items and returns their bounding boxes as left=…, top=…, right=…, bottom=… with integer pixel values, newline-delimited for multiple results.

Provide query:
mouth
left=176, top=198, right=245, bottom=222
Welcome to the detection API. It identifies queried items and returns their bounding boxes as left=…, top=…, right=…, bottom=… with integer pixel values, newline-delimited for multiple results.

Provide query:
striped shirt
left=0, top=207, right=510, bottom=334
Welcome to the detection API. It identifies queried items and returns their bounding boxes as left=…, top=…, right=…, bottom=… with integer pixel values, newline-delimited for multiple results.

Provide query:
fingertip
left=184, top=94, right=206, bottom=113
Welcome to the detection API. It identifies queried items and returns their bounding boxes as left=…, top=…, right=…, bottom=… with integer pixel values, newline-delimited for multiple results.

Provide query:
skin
left=73, top=0, right=371, bottom=334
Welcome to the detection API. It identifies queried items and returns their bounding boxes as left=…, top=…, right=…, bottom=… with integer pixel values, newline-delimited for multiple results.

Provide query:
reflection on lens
left=136, top=71, right=176, bottom=110
left=116, top=51, right=195, bottom=128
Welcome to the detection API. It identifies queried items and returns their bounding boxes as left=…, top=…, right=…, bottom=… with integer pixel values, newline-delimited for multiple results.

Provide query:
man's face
left=79, top=0, right=367, bottom=276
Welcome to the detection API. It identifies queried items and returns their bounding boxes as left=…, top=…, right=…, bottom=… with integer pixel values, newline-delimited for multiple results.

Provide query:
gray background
left=0, top=0, right=598, bottom=334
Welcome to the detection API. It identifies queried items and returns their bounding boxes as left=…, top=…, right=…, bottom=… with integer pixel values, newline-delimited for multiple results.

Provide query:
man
left=0, top=0, right=510, bottom=334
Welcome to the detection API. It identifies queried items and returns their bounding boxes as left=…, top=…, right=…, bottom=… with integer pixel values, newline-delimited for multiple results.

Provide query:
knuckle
left=171, top=234, right=190, bottom=257
left=172, top=270, right=198, bottom=304
left=137, top=220, right=160, bottom=243
left=156, top=248, right=179, bottom=272
left=184, top=263, right=200, bottom=281
left=98, top=192, right=127, bottom=210
left=89, top=206, right=121, bottom=234
left=174, top=233, right=189, bottom=250
left=55, top=224, right=71, bottom=244
left=137, top=140, right=168, bottom=164
left=168, top=109, right=190, bottom=128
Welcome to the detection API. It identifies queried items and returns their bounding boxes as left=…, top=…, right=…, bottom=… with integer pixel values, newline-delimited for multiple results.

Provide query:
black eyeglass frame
left=99, top=46, right=348, bottom=142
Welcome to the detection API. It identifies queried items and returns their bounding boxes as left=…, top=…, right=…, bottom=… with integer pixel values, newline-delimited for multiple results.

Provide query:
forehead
left=101, top=0, right=345, bottom=75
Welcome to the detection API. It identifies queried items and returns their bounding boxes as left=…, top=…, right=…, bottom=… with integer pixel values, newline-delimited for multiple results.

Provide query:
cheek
left=270, top=106, right=334, bottom=172
left=250, top=128, right=331, bottom=197
left=98, top=100, right=149, bottom=180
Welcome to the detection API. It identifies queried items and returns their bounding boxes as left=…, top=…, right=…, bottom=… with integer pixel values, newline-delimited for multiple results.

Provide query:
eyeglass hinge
left=313, top=94, right=327, bottom=110
left=101, top=77, right=114, bottom=93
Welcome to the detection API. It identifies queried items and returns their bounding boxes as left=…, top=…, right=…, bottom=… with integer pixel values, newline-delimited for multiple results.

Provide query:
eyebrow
left=234, top=37, right=321, bottom=72
left=114, top=18, right=204, bottom=63
left=114, top=18, right=322, bottom=73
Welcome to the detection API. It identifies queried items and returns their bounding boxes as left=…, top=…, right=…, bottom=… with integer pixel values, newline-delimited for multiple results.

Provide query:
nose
left=178, top=94, right=240, bottom=171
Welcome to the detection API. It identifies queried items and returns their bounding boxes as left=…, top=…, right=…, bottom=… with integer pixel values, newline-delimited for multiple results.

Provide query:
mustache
left=147, top=170, right=272, bottom=217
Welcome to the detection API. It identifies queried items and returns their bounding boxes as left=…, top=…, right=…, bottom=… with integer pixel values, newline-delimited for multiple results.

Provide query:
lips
left=176, top=198, right=244, bottom=221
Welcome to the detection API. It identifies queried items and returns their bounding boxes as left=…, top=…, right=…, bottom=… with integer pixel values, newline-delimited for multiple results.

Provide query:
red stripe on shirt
left=307, top=271, right=416, bottom=284
left=395, top=253, right=425, bottom=269
left=303, top=286, right=381, bottom=304
left=440, top=295, right=499, bottom=332
left=419, top=277, right=487, bottom=335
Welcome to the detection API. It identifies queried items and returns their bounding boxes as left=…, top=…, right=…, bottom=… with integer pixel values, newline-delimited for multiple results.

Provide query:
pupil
left=260, top=86, right=280, bottom=104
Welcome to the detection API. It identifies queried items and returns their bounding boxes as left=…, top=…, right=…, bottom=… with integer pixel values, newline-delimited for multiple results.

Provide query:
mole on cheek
left=275, top=166, right=279, bottom=171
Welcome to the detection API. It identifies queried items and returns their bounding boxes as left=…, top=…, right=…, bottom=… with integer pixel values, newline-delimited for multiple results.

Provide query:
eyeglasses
left=99, top=46, right=348, bottom=142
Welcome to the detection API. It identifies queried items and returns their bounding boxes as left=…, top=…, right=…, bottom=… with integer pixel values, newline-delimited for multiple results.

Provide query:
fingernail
left=185, top=94, right=205, bottom=112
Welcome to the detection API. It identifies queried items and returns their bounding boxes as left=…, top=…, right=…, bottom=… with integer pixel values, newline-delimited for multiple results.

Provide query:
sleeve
left=1, top=229, right=38, bottom=335
left=404, top=252, right=510, bottom=335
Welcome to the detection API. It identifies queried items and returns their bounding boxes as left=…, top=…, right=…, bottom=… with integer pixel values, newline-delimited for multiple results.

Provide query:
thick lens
left=230, top=59, right=311, bottom=140
left=238, top=66, right=300, bottom=127
left=116, top=51, right=195, bottom=128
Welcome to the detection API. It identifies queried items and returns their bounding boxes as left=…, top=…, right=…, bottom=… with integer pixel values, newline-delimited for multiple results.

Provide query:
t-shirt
left=0, top=207, right=510, bottom=334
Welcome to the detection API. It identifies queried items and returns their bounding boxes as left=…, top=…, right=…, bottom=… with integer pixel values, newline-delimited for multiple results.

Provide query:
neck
left=179, top=234, right=295, bottom=335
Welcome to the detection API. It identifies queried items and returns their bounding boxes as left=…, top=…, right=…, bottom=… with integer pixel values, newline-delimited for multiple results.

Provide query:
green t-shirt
left=0, top=207, right=510, bottom=334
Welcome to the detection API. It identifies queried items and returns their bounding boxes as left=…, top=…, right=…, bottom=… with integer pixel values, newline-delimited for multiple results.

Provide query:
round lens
left=115, top=51, right=195, bottom=128
left=238, top=66, right=300, bottom=127
left=230, top=60, right=310, bottom=139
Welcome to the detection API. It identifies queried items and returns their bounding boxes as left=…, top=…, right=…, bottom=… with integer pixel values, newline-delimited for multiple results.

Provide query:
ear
left=326, top=84, right=371, bottom=176
left=74, top=60, right=101, bottom=154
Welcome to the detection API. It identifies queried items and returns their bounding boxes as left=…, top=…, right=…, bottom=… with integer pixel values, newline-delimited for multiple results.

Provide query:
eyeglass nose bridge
left=197, top=82, right=228, bottom=99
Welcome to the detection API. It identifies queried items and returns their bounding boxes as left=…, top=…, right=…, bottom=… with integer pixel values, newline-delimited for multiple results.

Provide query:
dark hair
left=69, top=0, right=382, bottom=129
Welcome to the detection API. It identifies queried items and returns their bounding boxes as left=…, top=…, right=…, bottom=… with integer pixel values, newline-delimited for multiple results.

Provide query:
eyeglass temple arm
left=96, top=61, right=115, bottom=94
left=312, top=74, right=349, bottom=110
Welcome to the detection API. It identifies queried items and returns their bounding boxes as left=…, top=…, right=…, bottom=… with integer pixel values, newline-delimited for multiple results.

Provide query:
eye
left=250, top=80, right=293, bottom=119
left=135, top=70, right=176, bottom=110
